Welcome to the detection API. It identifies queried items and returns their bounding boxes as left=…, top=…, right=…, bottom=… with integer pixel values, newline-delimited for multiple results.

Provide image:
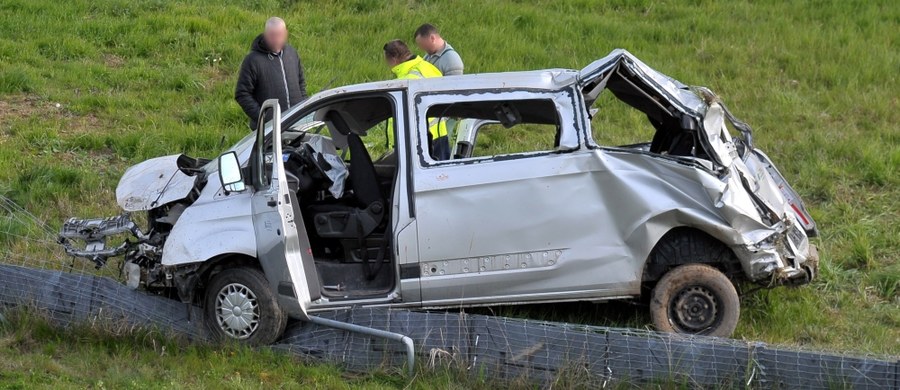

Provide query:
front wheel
left=650, top=264, right=740, bottom=337
left=204, top=267, right=287, bottom=346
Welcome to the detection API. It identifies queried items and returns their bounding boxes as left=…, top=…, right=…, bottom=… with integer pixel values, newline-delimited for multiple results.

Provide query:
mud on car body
left=59, top=49, right=818, bottom=344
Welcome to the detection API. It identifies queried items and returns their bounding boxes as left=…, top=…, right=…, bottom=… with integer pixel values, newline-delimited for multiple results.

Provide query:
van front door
left=250, top=99, right=321, bottom=320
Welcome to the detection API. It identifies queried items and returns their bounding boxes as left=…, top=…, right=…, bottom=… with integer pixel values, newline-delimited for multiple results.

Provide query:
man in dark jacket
left=235, top=17, right=307, bottom=129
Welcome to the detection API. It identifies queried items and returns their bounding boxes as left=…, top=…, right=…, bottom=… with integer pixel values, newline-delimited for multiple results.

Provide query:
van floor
left=314, top=260, right=394, bottom=299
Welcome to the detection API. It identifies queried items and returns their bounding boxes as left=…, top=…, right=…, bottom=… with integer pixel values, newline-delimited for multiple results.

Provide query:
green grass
left=0, top=309, right=441, bottom=389
left=0, top=0, right=897, bottom=386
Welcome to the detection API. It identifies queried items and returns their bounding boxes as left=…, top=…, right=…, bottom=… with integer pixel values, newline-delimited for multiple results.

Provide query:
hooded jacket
left=235, top=34, right=307, bottom=129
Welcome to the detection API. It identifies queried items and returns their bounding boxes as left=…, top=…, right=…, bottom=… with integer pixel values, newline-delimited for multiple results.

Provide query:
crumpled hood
left=116, top=154, right=198, bottom=212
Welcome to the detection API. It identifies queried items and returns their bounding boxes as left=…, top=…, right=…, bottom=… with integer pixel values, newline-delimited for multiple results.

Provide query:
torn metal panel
left=702, top=103, right=737, bottom=167
left=579, top=49, right=707, bottom=116
left=694, top=101, right=818, bottom=281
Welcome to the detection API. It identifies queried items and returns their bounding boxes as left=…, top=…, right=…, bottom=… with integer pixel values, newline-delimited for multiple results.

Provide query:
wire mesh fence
left=1, top=195, right=898, bottom=388
left=278, top=308, right=899, bottom=389
left=0, top=196, right=205, bottom=336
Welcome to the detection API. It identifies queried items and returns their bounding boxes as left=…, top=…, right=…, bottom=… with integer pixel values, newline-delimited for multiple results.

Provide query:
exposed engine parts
left=58, top=202, right=186, bottom=293
left=58, top=214, right=147, bottom=268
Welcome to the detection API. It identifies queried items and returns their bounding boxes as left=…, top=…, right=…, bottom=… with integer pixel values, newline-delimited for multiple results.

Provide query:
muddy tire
left=204, top=267, right=287, bottom=346
left=650, top=264, right=739, bottom=337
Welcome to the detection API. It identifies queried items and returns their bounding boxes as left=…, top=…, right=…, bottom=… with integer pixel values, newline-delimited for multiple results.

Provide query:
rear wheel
left=204, top=267, right=287, bottom=346
left=650, top=264, right=739, bottom=337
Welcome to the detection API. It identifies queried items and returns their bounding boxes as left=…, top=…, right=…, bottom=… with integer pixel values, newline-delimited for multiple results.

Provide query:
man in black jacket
left=235, top=17, right=307, bottom=130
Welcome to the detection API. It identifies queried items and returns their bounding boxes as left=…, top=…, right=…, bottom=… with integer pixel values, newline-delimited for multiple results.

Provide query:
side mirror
left=218, top=151, right=246, bottom=193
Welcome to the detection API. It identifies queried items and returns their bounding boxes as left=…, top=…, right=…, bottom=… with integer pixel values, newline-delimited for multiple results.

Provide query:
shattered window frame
left=413, top=88, right=583, bottom=168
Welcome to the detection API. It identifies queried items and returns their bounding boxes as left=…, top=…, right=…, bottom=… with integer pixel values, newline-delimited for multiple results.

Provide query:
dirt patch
left=103, top=53, right=125, bottom=68
left=0, top=94, right=47, bottom=122
left=56, top=113, right=102, bottom=136
left=200, top=65, right=233, bottom=91
left=0, top=94, right=103, bottom=136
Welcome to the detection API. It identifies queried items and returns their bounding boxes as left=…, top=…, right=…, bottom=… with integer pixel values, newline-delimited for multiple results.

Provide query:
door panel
left=414, top=152, right=636, bottom=304
left=250, top=99, right=319, bottom=320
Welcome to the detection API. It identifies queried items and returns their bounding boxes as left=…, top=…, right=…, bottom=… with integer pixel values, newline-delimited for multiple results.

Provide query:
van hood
left=116, top=154, right=199, bottom=212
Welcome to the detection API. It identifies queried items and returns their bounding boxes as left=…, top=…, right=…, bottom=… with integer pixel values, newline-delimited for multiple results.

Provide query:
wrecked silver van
left=59, top=49, right=818, bottom=343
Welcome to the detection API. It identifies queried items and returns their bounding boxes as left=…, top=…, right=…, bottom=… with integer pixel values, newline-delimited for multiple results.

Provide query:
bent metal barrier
left=1, top=197, right=898, bottom=388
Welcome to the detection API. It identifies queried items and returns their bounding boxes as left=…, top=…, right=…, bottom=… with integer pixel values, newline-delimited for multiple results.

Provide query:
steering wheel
left=299, top=144, right=330, bottom=176
left=277, top=146, right=311, bottom=192
left=286, top=144, right=337, bottom=193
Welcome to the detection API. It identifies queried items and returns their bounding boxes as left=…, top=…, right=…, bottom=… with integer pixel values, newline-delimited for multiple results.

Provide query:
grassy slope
left=0, top=0, right=897, bottom=387
left=0, top=310, right=443, bottom=389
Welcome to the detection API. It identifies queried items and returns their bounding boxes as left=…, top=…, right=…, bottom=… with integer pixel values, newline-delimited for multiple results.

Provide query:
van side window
left=424, top=99, right=563, bottom=161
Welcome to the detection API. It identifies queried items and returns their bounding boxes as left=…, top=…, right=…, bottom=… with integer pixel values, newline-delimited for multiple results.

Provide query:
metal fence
left=2, top=196, right=898, bottom=388
left=279, top=308, right=900, bottom=389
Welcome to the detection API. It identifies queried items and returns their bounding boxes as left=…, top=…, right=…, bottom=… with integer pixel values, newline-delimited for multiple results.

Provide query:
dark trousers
left=432, top=136, right=450, bottom=161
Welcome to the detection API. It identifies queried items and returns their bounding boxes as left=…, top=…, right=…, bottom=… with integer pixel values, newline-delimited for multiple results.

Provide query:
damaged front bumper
left=736, top=220, right=819, bottom=286
left=58, top=214, right=147, bottom=268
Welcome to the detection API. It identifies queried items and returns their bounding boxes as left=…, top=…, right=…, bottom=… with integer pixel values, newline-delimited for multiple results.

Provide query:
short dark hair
left=414, top=23, right=439, bottom=39
left=383, top=39, right=413, bottom=61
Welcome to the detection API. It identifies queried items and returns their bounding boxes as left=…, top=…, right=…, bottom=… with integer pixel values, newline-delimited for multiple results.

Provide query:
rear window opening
left=584, top=67, right=710, bottom=161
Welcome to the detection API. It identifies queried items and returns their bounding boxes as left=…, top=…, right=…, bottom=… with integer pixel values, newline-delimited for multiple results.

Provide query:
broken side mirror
left=218, top=151, right=246, bottom=193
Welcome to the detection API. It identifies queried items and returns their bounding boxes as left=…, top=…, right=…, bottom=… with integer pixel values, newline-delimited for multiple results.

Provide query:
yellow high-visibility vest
left=391, top=55, right=443, bottom=79
left=387, top=56, right=447, bottom=147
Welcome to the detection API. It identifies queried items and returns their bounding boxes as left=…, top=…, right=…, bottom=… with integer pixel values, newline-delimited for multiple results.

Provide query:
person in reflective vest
left=383, top=39, right=450, bottom=160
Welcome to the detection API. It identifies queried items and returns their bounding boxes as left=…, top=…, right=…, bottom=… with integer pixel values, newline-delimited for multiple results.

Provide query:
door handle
left=267, top=199, right=277, bottom=207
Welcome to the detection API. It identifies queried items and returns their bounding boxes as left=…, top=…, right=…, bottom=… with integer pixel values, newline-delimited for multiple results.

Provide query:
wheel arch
left=199, top=253, right=262, bottom=283
left=171, top=253, right=262, bottom=304
left=620, top=204, right=748, bottom=284
left=640, top=226, right=742, bottom=284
